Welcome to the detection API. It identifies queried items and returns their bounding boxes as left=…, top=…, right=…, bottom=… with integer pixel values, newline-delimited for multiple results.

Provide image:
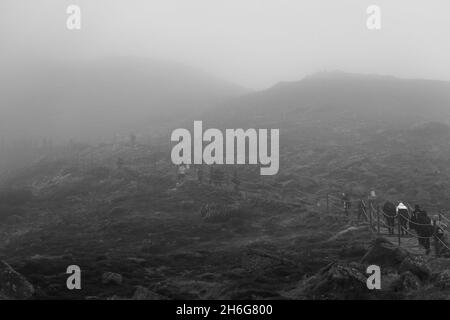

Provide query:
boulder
left=339, top=243, right=367, bottom=258
left=0, top=260, right=35, bottom=299
left=102, top=272, right=123, bottom=286
left=132, top=286, right=166, bottom=300
left=295, top=262, right=368, bottom=299
left=435, top=270, right=450, bottom=290
left=360, top=237, right=409, bottom=267
left=154, top=279, right=226, bottom=300
left=390, top=271, right=421, bottom=292
left=398, top=256, right=431, bottom=281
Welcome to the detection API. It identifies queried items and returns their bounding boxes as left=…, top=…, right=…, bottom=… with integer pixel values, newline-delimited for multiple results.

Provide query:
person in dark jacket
left=410, top=205, right=422, bottom=232
left=197, top=165, right=204, bottom=183
left=383, top=201, right=396, bottom=234
left=416, top=210, right=432, bottom=255
left=231, top=169, right=240, bottom=192
left=409, top=204, right=423, bottom=245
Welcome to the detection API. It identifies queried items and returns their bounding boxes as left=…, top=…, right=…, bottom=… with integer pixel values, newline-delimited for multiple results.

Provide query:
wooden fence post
left=433, top=219, right=437, bottom=257
left=369, top=205, right=373, bottom=230
left=377, top=206, right=380, bottom=234
left=397, top=216, right=401, bottom=246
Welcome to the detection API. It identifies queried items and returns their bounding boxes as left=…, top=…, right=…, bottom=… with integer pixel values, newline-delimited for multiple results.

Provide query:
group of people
left=341, top=191, right=448, bottom=256
left=382, top=201, right=448, bottom=255
left=341, top=189, right=376, bottom=218
left=176, top=164, right=240, bottom=191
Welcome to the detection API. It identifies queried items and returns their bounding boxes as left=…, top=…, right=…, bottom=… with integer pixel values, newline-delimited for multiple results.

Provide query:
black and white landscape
left=1, top=1, right=450, bottom=300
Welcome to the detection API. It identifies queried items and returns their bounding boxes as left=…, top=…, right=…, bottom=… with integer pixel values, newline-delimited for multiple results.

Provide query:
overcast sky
left=1, top=0, right=449, bottom=89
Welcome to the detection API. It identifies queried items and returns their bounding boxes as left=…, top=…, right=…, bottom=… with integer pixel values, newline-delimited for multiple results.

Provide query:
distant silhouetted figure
left=342, top=193, right=351, bottom=216
left=231, top=169, right=240, bottom=192
left=208, top=165, right=223, bottom=186
left=208, top=166, right=214, bottom=185
left=213, top=168, right=224, bottom=186
left=197, top=166, right=204, bottom=183
left=368, top=189, right=377, bottom=208
left=177, top=164, right=188, bottom=185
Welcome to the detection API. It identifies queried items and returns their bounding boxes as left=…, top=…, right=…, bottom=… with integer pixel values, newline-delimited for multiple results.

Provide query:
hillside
left=2, top=72, right=450, bottom=299
left=0, top=57, right=248, bottom=142
left=209, top=71, right=450, bottom=131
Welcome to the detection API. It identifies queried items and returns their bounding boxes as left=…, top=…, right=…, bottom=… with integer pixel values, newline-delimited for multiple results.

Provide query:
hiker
left=409, top=204, right=423, bottom=245
left=208, top=165, right=214, bottom=184
left=368, top=189, right=377, bottom=209
left=197, top=165, right=204, bottom=183
left=382, top=201, right=396, bottom=234
left=358, top=199, right=367, bottom=221
left=214, top=168, right=224, bottom=186
left=396, top=202, right=409, bottom=235
left=177, top=164, right=188, bottom=185
left=231, top=169, right=240, bottom=192
left=342, top=193, right=351, bottom=216
left=416, top=210, right=433, bottom=255
left=209, top=165, right=224, bottom=186
left=410, top=204, right=424, bottom=234
left=433, top=215, right=448, bottom=257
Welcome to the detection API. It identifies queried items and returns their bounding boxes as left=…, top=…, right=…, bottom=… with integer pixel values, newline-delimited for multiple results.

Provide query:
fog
left=0, top=0, right=450, bottom=174
left=3, top=1, right=450, bottom=300
left=1, top=0, right=449, bottom=89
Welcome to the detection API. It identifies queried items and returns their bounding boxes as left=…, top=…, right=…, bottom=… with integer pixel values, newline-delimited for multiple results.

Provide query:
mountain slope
left=209, top=71, right=450, bottom=132
left=0, top=57, right=248, bottom=141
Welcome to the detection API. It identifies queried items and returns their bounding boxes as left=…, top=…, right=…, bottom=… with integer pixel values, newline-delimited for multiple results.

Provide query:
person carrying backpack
left=396, top=202, right=409, bottom=236
left=417, top=210, right=433, bottom=255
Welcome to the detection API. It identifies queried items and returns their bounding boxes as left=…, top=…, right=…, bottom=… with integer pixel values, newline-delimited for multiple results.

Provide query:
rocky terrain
left=1, top=129, right=450, bottom=300
left=1, top=72, right=450, bottom=299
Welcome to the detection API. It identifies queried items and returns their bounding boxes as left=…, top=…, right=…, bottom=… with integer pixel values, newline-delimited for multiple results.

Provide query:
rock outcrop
left=435, top=270, right=450, bottom=290
left=398, top=256, right=431, bottom=281
left=101, top=272, right=123, bottom=286
left=0, top=260, right=35, bottom=300
left=390, top=271, right=421, bottom=292
left=360, top=237, right=409, bottom=267
left=131, top=286, right=166, bottom=300
left=291, top=262, right=368, bottom=299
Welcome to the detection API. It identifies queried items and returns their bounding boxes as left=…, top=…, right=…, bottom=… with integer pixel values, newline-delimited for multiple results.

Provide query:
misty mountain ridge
left=210, top=71, right=450, bottom=134
left=2, top=61, right=450, bottom=144
left=0, top=57, right=248, bottom=142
